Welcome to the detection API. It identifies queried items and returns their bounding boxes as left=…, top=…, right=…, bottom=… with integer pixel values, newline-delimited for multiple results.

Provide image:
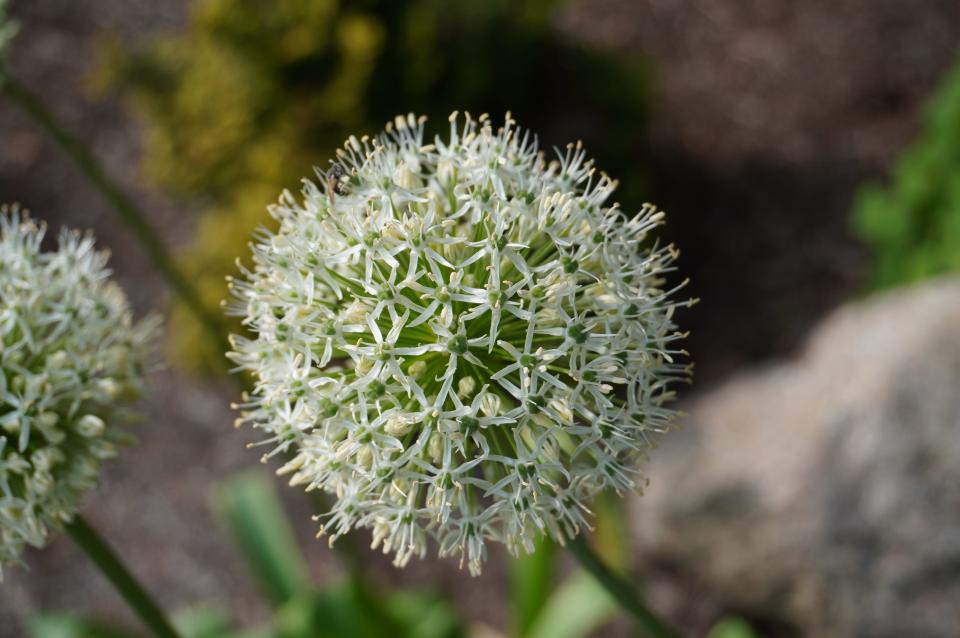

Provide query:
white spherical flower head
left=0, top=208, right=158, bottom=576
left=229, top=113, right=690, bottom=575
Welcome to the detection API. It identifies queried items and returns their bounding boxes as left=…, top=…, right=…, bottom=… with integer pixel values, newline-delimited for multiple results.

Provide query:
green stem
left=0, top=74, right=230, bottom=365
left=1, top=70, right=375, bottom=584
left=64, top=515, right=182, bottom=638
left=567, top=534, right=681, bottom=638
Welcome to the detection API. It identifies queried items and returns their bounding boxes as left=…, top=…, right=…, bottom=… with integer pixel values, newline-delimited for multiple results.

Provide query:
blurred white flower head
left=229, top=113, right=690, bottom=574
left=0, top=207, right=158, bottom=576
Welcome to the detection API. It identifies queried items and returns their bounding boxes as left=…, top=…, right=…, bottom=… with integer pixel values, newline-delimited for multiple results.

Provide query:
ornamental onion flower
left=228, top=113, right=690, bottom=575
left=0, top=207, right=158, bottom=576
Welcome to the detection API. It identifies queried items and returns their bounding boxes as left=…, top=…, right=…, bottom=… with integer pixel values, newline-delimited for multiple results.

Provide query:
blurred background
left=1, top=1, right=959, bottom=636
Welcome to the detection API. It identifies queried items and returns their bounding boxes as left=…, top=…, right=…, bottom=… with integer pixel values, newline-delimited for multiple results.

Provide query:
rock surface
left=635, top=277, right=960, bottom=637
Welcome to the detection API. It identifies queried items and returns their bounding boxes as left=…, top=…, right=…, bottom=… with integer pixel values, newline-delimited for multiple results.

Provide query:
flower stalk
left=65, top=515, right=182, bottom=638
left=0, top=74, right=230, bottom=366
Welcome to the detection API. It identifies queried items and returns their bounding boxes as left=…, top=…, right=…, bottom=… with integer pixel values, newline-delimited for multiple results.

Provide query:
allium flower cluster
left=229, top=113, right=689, bottom=574
left=0, top=208, right=157, bottom=575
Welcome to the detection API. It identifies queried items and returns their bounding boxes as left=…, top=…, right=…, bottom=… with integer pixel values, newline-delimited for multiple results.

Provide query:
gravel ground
left=1, top=1, right=958, bottom=636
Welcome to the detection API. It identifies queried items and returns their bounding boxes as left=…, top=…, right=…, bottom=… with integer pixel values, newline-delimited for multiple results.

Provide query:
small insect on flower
left=0, top=207, right=158, bottom=577
left=325, top=163, right=350, bottom=206
left=228, top=112, right=691, bottom=575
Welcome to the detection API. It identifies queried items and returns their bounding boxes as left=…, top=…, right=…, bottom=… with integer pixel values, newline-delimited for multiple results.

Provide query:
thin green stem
left=566, top=534, right=681, bottom=638
left=1, top=74, right=230, bottom=366
left=64, top=515, right=182, bottom=638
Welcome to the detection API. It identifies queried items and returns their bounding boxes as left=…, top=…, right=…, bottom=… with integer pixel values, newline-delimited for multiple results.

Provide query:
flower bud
left=76, top=415, right=106, bottom=438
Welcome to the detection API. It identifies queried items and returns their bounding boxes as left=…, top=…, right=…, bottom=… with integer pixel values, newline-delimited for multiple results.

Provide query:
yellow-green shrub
left=96, top=0, right=651, bottom=372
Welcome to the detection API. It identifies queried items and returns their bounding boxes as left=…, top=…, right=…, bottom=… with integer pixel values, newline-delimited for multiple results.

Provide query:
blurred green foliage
left=29, top=472, right=633, bottom=638
left=852, top=57, right=960, bottom=290
left=94, top=0, right=651, bottom=372
left=705, top=617, right=758, bottom=638
left=30, top=472, right=465, bottom=638
left=510, top=537, right=556, bottom=637
left=523, top=572, right=616, bottom=638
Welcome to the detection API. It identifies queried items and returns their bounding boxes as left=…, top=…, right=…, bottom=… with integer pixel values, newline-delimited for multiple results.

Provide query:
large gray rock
left=635, top=278, right=960, bottom=637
